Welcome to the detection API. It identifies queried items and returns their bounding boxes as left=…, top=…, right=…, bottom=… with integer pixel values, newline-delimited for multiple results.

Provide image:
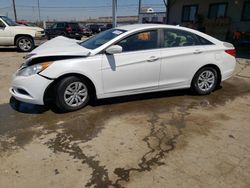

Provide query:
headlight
left=35, top=31, right=44, bottom=37
left=17, top=61, right=53, bottom=77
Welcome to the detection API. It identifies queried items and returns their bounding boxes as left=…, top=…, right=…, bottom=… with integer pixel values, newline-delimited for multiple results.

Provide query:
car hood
left=27, top=36, right=91, bottom=60
left=14, top=25, right=44, bottom=32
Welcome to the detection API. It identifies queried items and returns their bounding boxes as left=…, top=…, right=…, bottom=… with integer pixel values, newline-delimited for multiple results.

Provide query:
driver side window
left=51, top=23, right=57, bottom=29
left=117, top=30, right=158, bottom=52
left=0, top=20, right=6, bottom=28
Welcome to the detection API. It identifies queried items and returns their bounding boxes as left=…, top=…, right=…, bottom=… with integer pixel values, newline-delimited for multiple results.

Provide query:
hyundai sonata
left=10, top=24, right=236, bottom=111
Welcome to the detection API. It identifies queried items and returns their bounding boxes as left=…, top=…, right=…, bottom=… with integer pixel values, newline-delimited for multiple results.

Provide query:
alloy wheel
left=197, top=70, right=215, bottom=92
left=63, top=82, right=88, bottom=107
left=18, top=38, right=32, bottom=51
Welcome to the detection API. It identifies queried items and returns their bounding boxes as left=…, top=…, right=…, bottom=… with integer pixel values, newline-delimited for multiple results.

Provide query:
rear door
left=159, top=28, right=207, bottom=89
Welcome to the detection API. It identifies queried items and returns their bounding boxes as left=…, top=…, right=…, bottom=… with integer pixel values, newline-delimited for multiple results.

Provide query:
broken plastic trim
left=25, top=56, right=87, bottom=67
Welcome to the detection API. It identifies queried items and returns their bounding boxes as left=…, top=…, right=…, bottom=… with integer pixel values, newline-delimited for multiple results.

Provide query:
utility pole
left=163, top=0, right=169, bottom=24
left=138, top=0, right=142, bottom=23
left=12, top=0, right=17, bottom=21
left=38, top=0, right=41, bottom=22
left=112, top=0, right=117, bottom=28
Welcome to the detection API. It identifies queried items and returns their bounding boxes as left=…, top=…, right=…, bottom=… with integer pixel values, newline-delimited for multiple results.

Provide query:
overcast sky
left=0, top=0, right=166, bottom=21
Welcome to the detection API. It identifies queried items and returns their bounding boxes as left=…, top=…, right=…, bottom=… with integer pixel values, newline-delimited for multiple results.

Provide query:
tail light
left=66, top=27, right=72, bottom=32
left=225, top=49, right=236, bottom=57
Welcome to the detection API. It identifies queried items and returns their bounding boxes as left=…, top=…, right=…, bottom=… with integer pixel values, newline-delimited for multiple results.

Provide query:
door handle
left=193, top=50, right=203, bottom=54
left=147, top=56, right=159, bottom=62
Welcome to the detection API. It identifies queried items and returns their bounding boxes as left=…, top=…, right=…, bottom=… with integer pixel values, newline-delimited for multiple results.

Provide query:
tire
left=61, top=32, right=67, bottom=37
left=55, top=76, right=90, bottom=112
left=75, top=36, right=82, bottom=40
left=191, top=67, right=218, bottom=95
left=16, top=36, right=34, bottom=52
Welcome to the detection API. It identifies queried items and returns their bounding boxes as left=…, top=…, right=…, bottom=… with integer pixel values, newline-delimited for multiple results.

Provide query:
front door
left=0, top=20, right=13, bottom=45
left=102, top=30, right=161, bottom=95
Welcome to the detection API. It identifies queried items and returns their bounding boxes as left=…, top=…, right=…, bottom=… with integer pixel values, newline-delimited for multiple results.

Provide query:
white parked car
left=10, top=24, right=236, bottom=112
left=0, top=15, right=45, bottom=52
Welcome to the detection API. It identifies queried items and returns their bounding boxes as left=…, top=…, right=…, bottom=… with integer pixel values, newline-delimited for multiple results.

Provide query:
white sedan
left=10, top=24, right=236, bottom=112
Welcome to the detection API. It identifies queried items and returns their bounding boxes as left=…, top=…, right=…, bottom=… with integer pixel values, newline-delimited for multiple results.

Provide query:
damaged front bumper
left=10, top=73, right=53, bottom=105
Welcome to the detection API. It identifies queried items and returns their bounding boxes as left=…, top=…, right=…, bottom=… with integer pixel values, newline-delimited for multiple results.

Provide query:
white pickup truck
left=0, top=15, right=46, bottom=52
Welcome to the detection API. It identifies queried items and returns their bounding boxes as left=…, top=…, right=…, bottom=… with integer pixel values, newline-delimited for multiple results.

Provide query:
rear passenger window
left=163, top=29, right=200, bottom=48
left=195, top=35, right=214, bottom=45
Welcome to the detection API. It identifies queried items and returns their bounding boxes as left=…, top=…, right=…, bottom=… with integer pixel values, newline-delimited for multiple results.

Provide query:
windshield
left=80, top=28, right=126, bottom=50
left=1, top=16, right=18, bottom=26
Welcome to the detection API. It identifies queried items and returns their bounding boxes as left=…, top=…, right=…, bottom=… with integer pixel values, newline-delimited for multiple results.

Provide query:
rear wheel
left=55, top=76, right=90, bottom=112
left=46, top=34, right=51, bottom=40
left=191, top=67, right=218, bottom=95
left=16, top=36, right=34, bottom=52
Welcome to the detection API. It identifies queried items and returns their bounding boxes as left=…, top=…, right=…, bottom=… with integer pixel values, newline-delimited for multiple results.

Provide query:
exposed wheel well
left=14, top=34, right=34, bottom=45
left=43, top=73, right=97, bottom=105
left=193, top=64, right=222, bottom=86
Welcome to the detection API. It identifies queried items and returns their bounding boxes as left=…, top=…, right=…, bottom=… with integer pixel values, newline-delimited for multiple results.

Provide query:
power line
left=16, top=8, right=165, bottom=13
left=0, top=6, right=11, bottom=10
left=15, top=3, right=165, bottom=9
left=5, top=2, right=166, bottom=21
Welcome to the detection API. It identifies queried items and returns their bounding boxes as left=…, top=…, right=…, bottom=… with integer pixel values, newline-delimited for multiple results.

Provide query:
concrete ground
left=0, top=49, right=250, bottom=188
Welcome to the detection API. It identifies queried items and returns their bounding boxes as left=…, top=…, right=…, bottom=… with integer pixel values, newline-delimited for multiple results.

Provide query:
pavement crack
left=45, top=111, right=185, bottom=188
left=113, top=113, right=183, bottom=186
left=236, top=59, right=250, bottom=78
left=46, top=133, right=113, bottom=188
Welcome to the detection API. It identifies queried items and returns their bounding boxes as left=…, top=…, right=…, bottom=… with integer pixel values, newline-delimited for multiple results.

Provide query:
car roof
left=116, top=24, right=176, bottom=31
left=116, top=24, right=222, bottom=44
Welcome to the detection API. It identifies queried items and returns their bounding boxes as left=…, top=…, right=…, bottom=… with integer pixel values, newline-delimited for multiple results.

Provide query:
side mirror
left=106, top=45, right=123, bottom=55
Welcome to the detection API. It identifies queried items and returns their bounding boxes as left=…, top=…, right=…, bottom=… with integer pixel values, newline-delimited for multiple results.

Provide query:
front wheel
left=191, top=67, right=218, bottom=95
left=55, top=76, right=90, bottom=112
left=16, top=36, right=34, bottom=52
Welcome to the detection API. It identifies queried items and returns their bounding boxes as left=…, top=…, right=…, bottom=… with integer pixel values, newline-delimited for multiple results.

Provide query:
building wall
left=168, top=0, right=250, bottom=32
left=139, top=12, right=166, bottom=23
